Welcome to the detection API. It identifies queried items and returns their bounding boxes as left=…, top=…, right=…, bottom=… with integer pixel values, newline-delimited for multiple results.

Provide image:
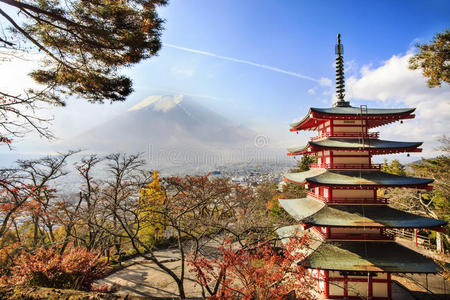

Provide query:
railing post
left=414, top=229, right=418, bottom=247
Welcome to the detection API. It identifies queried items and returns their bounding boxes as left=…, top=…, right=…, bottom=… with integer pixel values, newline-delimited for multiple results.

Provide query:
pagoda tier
left=287, top=139, right=423, bottom=156
left=277, top=225, right=441, bottom=274
left=290, top=107, right=415, bottom=131
left=284, top=169, right=433, bottom=189
left=279, top=198, right=447, bottom=230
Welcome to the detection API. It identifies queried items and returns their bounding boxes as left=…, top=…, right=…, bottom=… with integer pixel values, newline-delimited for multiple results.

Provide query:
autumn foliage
left=2, top=247, right=109, bottom=290
left=187, top=236, right=316, bottom=300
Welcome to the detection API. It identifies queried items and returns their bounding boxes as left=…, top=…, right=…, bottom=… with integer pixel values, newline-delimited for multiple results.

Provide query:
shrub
left=7, top=247, right=110, bottom=290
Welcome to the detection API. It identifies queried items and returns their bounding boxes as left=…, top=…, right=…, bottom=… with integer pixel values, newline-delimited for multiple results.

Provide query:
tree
left=0, top=0, right=167, bottom=144
left=409, top=29, right=450, bottom=88
left=381, top=159, right=406, bottom=176
left=138, top=170, right=166, bottom=245
left=187, top=237, right=316, bottom=299
left=0, top=151, right=75, bottom=242
left=290, top=154, right=316, bottom=173
left=386, top=138, right=450, bottom=252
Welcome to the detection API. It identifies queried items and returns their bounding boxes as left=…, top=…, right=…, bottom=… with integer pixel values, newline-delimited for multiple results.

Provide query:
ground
left=97, top=249, right=204, bottom=299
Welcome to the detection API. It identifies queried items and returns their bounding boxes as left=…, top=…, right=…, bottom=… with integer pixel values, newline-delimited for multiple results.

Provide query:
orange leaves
left=5, top=246, right=109, bottom=290
left=188, top=236, right=314, bottom=299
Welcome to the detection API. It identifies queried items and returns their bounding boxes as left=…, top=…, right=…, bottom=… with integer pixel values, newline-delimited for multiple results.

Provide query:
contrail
left=165, top=43, right=330, bottom=85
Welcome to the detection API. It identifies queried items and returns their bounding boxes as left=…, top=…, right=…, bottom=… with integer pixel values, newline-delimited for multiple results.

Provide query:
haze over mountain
left=69, top=95, right=286, bottom=171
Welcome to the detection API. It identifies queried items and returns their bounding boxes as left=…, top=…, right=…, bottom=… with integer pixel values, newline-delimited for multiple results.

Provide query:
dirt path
left=97, top=249, right=204, bottom=299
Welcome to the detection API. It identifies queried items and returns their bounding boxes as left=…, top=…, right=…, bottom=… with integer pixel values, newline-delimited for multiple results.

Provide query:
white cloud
left=347, top=53, right=450, bottom=157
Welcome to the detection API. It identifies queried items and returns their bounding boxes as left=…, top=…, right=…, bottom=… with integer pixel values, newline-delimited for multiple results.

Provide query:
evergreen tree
left=0, top=0, right=167, bottom=144
left=409, top=29, right=450, bottom=88
left=381, top=159, right=406, bottom=176
left=290, top=154, right=316, bottom=172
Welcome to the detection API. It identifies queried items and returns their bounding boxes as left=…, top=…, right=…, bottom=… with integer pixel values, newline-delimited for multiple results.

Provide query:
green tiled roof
left=276, top=225, right=323, bottom=251
left=304, top=241, right=440, bottom=273
left=279, top=198, right=325, bottom=221
left=284, top=170, right=434, bottom=186
left=311, top=107, right=415, bottom=116
left=287, top=139, right=422, bottom=153
left=279, top=198, right=447, bottom=228
left=290, top=107, right=415, bottom=128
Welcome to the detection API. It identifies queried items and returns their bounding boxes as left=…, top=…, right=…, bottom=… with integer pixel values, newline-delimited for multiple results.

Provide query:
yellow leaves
left=139, top=170, right=164, bottom=206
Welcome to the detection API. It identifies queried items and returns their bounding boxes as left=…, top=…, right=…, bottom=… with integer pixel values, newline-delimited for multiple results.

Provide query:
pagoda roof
left=310, top=106, right=415, bottom=116
left=284, top=170, right=433, bottom=188
left=279, top=198, right=447, bottom=229
left=276, top=225, right=440, bottom=273
left=290, top=107, right=415, bottom=131
left=287, top=138, right=422, bottom=155
left=304, top=241, right=441, bottom=273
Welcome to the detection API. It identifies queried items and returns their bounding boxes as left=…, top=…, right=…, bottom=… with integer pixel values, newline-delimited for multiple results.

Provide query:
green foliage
left=1, top=0, right=167, bottom=104
left=381, top=159, right=406, bottom=176
left=281, top=182, right=306, bottom=199
left=410, top=155, right=450, bottom=220
left=409, top=29, right=450, bottom=88
left=290, top=155, right=316, bottom=172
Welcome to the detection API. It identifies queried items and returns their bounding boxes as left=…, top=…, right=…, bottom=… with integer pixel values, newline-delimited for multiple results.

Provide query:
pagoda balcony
left=306, top=190, right=389, bottom=204
left=309, top=163, right=382, bottom=170
left=310, top=131, right=379, bottom=141
left=327, top=232, right=395, bottom=241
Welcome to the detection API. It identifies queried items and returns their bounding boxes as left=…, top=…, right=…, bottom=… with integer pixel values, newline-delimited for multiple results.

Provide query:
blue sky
left=0, top=0, right=449, bottom=161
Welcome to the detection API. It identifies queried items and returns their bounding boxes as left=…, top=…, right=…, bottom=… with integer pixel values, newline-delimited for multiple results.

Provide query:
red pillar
left=324, top=270, right=330, bottom=298
left=387, top=273, right=392, bottom=299
left=343, top=274, right=348, bottom=298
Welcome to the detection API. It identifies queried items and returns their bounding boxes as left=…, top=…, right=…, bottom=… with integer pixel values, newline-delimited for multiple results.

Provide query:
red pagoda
left=278, top=34, right=447, bottom=299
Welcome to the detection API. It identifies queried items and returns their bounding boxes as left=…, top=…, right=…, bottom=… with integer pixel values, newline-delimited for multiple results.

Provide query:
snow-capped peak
left=128, top=95, right=184, bottom=112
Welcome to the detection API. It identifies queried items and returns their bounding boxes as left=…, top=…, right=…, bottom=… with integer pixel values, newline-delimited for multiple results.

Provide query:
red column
left=344, top=275, right=348, bottom=298
left=368, top=273, right=373, bottom=299
left=387, top=273, right=392, bottom=299
left=330, top=150, right=334, bottom=169
left=324, top=270, right=330, bottom=298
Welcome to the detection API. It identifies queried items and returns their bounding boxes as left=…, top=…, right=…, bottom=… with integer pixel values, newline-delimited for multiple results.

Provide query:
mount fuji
left=69, top=95, right=282, bottom=171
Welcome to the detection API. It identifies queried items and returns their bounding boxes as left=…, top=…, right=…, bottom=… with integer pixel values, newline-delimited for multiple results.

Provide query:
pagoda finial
left=333, top=33, right=350, bottom=107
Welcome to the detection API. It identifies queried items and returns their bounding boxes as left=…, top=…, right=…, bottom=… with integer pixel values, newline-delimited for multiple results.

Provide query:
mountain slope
left=70, top=95, right=271, bottom=169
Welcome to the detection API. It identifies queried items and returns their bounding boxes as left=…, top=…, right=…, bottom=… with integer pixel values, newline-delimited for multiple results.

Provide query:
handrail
left=328, top=233, right=394, bottom=240
left=305, top=190, right=327, bottom=201
left=310, top=163, right=382, bottom=170
left=311, top=132, right=379, bottom=141
left=305, top=190, right=389, bottom=204
left=329, top=197, right=389, bottom=204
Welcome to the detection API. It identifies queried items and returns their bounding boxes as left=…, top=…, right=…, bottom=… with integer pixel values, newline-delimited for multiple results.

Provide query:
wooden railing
left=310, top=163, right=381, bottom=170
left=386, top=228, right=436, bottom=250
left=329, top=197, right=389, bottom=204
left=305, top=190, right=389, bottom=204
left=311, top=131, right=379, bottom=141
left=305, top=190, right=327, bottom=202
left=328, top=232, right=395, bottom=241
